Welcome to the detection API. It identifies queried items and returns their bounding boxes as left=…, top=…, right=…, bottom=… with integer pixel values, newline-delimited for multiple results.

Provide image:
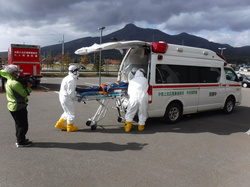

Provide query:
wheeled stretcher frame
left=76, top=87, right=128, bottom=130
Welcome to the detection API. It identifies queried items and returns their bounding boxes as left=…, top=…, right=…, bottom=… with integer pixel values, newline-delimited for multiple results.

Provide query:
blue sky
left=1, top=0, right=250, bottom=51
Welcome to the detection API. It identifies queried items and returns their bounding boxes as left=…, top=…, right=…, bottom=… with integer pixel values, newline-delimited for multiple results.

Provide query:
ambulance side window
left=189, top=66, right=199, bottom=83
left=155, top=64, right=199, bottom=83
left=199, top=67, right=221, bottom=83
left=156, top=66, right=169, bottom=83
left=224, top=68, right=239, bottom=82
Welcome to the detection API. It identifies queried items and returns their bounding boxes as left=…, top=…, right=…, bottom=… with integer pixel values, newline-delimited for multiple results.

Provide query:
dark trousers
left=10, top=107, right=29, bottom=143
left=1, top=77, right=6, bottom=92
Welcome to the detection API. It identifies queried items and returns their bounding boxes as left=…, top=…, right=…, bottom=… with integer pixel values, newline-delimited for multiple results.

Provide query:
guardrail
left=41, top=71, right=118, bottom=77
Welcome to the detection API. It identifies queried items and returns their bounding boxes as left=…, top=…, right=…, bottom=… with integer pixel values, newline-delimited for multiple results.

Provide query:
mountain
left=41, top=23, right=250, bottom=64
left=2, top=24, right=250, bottom=64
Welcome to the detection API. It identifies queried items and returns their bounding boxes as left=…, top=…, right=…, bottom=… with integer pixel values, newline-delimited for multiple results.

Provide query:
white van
left=75, top=40, right=242, bottom=124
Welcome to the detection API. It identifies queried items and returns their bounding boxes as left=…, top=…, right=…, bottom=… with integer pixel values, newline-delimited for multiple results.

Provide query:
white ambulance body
left=75, top=40, right=242, bottom=123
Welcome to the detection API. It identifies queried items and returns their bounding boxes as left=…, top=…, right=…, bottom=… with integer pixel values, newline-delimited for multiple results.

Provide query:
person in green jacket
left=4, top=65, right=33, bottom=147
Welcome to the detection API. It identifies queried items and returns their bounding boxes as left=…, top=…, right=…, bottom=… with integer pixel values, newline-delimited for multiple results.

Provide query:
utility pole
left=98, top=26, right=105, bottom=85
left=62, top=34, right=64, bottom=55
left=218, top=47, right=226, bottom=55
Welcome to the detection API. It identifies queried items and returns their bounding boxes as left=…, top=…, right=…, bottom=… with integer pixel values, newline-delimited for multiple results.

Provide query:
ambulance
left=75, top=40, right=242, bottom=124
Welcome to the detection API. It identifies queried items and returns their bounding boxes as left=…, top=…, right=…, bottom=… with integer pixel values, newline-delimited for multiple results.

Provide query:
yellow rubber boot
left=138, top=124, right=145, bottom=131
left=67, top=123, right=79, bottom=132
left=124, top=121, right=132, bottom=132
left=55, top=118, right=67, bottom=130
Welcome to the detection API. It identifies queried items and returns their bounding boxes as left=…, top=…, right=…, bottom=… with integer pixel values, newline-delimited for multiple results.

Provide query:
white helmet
left=68, top=65, right=78, bottom=72
left=4, top=65, right=21, bottom=74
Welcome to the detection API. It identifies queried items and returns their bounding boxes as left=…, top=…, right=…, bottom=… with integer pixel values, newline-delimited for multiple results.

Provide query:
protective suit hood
left=134, top=69, right=145, bottom=78
left=127, top=67, right=139, bottom=82
left=68, top=65, right=79, bottom=79
left=131, top=67, right=138, bottom=75
left=68, top=71, right=79, bottom=79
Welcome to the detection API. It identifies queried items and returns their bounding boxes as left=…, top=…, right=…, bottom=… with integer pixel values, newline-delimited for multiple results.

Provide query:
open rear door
left=75, top=40, right=149, bottom=55
left=75, top=40, right=151, bottom=83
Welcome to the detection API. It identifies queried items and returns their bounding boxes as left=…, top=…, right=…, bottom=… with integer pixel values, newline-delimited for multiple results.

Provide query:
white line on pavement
left=38, top=85, right=50, bottom=90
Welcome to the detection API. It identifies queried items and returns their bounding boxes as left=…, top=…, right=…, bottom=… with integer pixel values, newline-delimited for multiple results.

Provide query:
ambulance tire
left=223, top=97, right=235, bottom=114
left=164, top=102, right=182, bottom=124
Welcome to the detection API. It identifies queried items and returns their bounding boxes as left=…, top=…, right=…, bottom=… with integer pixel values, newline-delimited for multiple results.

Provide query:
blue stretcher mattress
left=76, top=81, right=128, bottom=99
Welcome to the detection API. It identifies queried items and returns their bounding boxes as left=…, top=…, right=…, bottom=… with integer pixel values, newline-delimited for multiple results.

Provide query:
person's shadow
left=31, top=142, right=148, bottom=151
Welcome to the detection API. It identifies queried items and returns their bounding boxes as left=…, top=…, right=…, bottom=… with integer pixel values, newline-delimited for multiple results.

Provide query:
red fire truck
left=8, top=44, right=42, bottom=86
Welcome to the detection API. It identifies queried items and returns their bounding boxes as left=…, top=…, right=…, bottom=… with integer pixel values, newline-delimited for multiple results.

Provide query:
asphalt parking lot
left=0, top=77, right=250, bottom=187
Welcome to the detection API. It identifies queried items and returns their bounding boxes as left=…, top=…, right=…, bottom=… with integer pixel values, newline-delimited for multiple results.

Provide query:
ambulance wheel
left=223, top=97, right=235, bottom=114
left=86, top=120, right=91, bottom=126
left=164, top=102, right=182, bottom=124
left=91, top=124, right=97, bottom=130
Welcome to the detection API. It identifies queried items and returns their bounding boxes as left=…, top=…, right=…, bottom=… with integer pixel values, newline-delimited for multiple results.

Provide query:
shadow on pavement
left=145, top=106, right=250, bottom=135
left=81, top=106, right=250, bottom=136
left=31, top=142, right=148, bottom=151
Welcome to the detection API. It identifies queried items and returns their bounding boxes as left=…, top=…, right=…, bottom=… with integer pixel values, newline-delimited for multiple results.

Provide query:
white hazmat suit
left=55, top=65, right=79, bottom=132
left=125, top=69, right=148, bottom=132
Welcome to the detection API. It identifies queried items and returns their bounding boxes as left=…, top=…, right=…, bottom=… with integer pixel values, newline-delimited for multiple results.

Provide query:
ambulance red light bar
left=152, top=41, right=168, bottom=53
left=216, top=53, right=226, bottom=60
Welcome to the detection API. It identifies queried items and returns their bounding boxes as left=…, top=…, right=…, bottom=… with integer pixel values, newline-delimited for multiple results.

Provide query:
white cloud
left=194, top=30, right=250, bottom=47
left=1, top=0, right=250, bottom=51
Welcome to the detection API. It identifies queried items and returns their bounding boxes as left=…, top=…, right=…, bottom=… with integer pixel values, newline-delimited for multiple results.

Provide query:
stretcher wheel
left=117, top=117, right=122, bottom=122
left=86, top=120, right=91, bottom=126
left=91, top=124, right=97, bottom=130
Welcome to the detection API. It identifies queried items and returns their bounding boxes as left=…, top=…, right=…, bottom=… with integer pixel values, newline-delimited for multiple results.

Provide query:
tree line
left=41, top=49, right=120, bottom=72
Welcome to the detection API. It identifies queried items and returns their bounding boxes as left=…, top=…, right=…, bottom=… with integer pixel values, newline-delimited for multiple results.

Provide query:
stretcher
left=76, top=86, right=128, bottom=130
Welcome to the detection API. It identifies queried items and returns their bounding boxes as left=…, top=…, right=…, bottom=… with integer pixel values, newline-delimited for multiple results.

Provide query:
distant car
left=237, top=73, right=250, bottom=88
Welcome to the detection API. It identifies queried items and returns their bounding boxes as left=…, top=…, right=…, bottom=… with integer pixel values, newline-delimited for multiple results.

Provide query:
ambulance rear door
left=75, top=40, right=150, bottom=81
left=75, top=40, right=148, bottom=55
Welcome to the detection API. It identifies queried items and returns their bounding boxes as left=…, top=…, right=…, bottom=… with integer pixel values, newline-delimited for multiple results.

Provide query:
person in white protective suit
left=124, top=68, right=149, bottom=132
left=127, top=67, right=138, bottom=82
left=55, top=65, right=80, bottom=132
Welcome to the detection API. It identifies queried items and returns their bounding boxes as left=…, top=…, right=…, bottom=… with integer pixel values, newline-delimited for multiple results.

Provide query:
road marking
left=38, top=85, right=50, bottom=90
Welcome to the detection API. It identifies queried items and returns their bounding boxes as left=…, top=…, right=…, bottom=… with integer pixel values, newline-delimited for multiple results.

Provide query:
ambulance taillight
left=148, top=86, right=153, bottom=103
